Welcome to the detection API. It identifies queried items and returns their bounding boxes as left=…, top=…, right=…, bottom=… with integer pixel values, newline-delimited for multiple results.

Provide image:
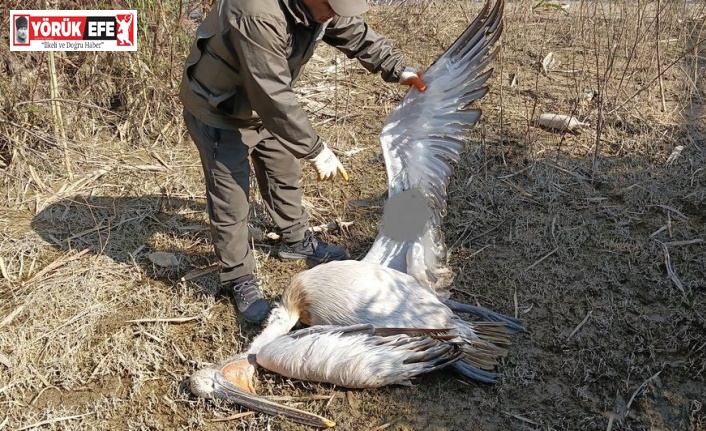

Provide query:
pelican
left=190, top=0, right=519, bottom=427
left=191, top=320, right=464, bottom=428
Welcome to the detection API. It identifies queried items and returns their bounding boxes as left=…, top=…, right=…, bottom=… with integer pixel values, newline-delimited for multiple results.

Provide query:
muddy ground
left=1, top=1, right=705, bottom=430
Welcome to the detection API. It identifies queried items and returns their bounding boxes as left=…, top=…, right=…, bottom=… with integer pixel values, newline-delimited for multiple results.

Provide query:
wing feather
left=362, top=0, right=504, bottom=291
left=255, top=325, right=462, bottom=388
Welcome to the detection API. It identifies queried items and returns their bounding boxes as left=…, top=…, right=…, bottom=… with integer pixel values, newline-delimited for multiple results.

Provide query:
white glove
left=308, top=142, right=349, bottom=181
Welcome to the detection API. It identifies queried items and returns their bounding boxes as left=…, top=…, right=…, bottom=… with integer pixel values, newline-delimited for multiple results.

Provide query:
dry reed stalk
left=44, top=27, right=73, bottom=181
left=47, top=51, right=71, bottom=178
left=656, top=0, right=667, bottom=112
left=24, top=248, right=90, bottom=284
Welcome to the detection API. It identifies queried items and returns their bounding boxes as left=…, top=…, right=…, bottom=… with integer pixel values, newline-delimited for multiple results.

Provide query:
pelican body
left=269, top=260, right=522, bottom=384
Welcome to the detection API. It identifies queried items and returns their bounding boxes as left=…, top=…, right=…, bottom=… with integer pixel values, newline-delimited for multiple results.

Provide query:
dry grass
left=2, top=0, right=706, bottom=429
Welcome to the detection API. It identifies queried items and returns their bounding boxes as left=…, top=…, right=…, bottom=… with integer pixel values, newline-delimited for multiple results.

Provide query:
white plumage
left=257, top=324, right=462, bottom=389
left=363, top=0, right=503, bottom=291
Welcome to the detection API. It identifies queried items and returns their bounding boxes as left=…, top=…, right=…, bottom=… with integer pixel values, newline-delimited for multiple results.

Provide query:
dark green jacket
left=180, top=0, right=406, bottom=159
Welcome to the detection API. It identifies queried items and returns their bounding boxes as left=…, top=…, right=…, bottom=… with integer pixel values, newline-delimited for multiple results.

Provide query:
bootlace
left=232, top=278, right=261, bottom=306
left=301, top=230, right=317, bottom=250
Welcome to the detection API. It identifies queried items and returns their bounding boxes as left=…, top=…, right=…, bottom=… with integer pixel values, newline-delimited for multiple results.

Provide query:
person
left=15, top=16, right=29, bottom=44
left=180, top=0, right=426, bottom=324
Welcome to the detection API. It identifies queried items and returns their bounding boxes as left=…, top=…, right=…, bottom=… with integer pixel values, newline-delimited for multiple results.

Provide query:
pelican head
left=189, top=354, right=335, bottom=428
left=189, top=355, right=255, bottom=398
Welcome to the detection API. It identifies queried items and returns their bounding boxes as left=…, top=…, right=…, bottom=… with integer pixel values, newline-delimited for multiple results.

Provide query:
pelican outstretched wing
left=363, top=0, right=504, bottom=292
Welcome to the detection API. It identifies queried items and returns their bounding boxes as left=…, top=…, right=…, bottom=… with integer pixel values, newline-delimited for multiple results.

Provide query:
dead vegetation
left=1, top=0, right=705, bottom=429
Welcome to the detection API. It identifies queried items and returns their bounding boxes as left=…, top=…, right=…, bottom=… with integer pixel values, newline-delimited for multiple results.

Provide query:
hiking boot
left=223, top=275, right=270, bottom=324
left=278, top=230, right=348, bottom=264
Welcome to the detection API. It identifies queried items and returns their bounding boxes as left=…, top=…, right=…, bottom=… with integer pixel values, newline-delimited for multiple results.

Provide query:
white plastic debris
left=541, top=52, right=555, bottom=74
left=666, top=145, right=684, bottom=167
left=538, top=113, right=589, bottom=132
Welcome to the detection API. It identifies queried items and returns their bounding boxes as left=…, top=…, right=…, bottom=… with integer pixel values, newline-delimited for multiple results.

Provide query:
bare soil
left=1, top=1, right=705, bottom=430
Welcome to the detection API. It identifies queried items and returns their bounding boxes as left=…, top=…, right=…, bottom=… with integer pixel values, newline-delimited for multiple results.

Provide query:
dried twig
left=662, top=238, right=703, bottom=247
left=24, top=248, right=91, bottom=285
left=138, top=329, right=164, bottom=344
left=625, top=370, right=662, bottom=414
left=126, top=315, right=205, bottom=324
left=649, top=204, right=688, bottom=221
left=65, top=214, right=146, bottom=242
left=501, top=411, right=540, bottom=426
left=524, top=247, right=558, bottom=272
left=325, top=391, right=339, bottom=409
left=369, top=419, right=400, bottom=431
left=0, top=303, right=27, bottom=329
left=0, top=257, right=12, bottom=281
left=660, top=242, right=685, bottom=292
left=208, top=412, right=255, bottom=422
left=568, top=310, right=593, bottom=339
left=17, top=412, right=94, bottom=430
left=180, top=263, right=220, bottom=282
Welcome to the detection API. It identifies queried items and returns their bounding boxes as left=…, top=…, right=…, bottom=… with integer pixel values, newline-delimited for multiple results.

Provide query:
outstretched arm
left=323, top=16, right=406, bottom=83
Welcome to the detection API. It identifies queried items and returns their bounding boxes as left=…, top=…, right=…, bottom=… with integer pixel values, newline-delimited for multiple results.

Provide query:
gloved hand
left=399, top=67, right=427, bottom=92
left=308, top=142, right=349, bottom=181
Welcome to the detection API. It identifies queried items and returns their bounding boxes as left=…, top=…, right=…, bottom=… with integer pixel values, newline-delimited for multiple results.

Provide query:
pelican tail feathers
left=452, top=360, right=499, bottom=384
left=445, top=299, right=525, bottom=333
left=450, top=317, right=518, bottom=382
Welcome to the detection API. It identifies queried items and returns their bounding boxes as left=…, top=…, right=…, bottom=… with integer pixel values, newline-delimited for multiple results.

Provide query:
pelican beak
left=192, top=358, right=336, bottom=428
left=220, top=358, right=257, bottom=394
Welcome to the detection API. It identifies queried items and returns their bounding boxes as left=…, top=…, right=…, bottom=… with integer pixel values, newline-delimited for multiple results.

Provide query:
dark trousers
left=184, top=111, right=309, bottom=283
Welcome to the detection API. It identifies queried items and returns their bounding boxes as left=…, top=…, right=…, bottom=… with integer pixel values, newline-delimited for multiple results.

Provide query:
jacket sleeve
left=225, top=15, right=323, bottom=159
left=323, top=16, right=406, bottom=83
